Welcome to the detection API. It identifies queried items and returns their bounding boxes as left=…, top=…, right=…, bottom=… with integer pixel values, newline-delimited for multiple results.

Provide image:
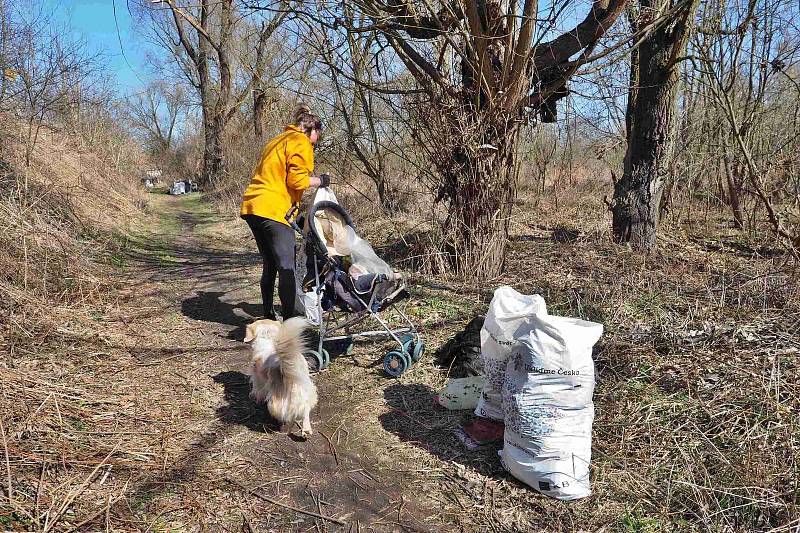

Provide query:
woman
left=240, top=104, right=330, bottom=320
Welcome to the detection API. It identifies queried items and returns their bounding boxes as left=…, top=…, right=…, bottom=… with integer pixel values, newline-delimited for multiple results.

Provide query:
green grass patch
left=619, top=510, right=665, bottom=532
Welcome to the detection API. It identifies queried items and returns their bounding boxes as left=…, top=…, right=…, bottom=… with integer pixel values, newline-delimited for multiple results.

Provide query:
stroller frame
left=287, top=202, right=424, bottom=377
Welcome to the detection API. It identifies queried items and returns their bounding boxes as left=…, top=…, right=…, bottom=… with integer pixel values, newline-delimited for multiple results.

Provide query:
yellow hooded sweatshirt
left=240, top=125, right=313, bottom=225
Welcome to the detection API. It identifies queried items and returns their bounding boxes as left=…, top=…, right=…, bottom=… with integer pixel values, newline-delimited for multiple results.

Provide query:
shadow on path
left=379, top=383, right=506, bottom=479
left=213, top=371, right=281, bottom=433
left=180, top=290, right=263, bottom=341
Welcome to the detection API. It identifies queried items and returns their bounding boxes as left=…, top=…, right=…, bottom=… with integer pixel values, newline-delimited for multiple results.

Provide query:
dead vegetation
left=0, top=0, right=797, bottom=530
left=1, top=139, right=798, bottom=530
left=336, top=171, right=800, bottom=532
left=179, top=163, right=800, bottom=530
left=0, top=117, right=146, bottom=348
left=0, top=118, right=156, bottom=530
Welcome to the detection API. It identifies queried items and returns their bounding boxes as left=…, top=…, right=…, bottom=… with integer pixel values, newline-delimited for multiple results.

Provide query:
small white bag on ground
left=479, top=286, right=603, bottom=500
left=437, top=375, right=486, bottom=410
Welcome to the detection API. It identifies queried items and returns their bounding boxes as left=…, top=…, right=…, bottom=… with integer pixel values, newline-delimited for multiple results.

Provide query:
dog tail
left=275, top=316, right=310, bottom=379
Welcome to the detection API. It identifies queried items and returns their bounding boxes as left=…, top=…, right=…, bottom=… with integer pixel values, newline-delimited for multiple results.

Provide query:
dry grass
left=2, top=118, right=798, bottom=531
left=336, top=171, right=800, bottom=532
left=200, top=147, right=800, bottom=530
left=0, top=117, right=157, bottom=530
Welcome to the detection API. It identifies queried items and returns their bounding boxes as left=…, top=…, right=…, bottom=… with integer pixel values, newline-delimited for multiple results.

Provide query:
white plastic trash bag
left=478, top=286, right=603, bottom=500
left=302, top=288, right=322, bottom=326
left=474, top=287, right=547, bottom=421
left=170, top=181, right=186, bottom=195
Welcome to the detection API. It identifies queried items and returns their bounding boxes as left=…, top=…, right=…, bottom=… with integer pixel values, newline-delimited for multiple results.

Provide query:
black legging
left=243, top=214, right=305, bottom=320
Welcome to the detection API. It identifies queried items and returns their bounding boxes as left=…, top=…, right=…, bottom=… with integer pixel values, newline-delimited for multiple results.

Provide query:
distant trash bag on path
left=477, top=286, right=603, bottom=500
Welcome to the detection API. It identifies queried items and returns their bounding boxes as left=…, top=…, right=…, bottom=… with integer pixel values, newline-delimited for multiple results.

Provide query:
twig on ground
left=320, top=431, right=339, bottom=465
left=0, top=418, right=13, bottom=501
left=143, top=505, right=190, bottom=533
left=225, top=477, right=346, bottom=526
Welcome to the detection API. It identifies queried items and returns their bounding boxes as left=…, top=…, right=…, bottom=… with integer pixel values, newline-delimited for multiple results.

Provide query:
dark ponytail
left=291, top=103, right=322, bottom=136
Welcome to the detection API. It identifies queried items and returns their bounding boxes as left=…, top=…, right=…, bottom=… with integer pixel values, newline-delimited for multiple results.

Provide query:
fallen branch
left=320, top=431, right=340, bottom=466
left=224, top=477, right=346, bottom=526
left=0, top=418, right=12, bottom=501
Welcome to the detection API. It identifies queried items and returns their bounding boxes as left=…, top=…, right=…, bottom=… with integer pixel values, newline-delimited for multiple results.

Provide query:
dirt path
left=109, top=193, right=461, bottom=532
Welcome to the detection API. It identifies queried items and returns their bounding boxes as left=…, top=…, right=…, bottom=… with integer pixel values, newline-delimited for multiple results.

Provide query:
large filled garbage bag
left=474, top=288, right=547, bottom=421
left=477, top=286, right=603, bottom=500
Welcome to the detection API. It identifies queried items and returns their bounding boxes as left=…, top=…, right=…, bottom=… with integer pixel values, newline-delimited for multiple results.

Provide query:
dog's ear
left=243, top=323, right=257, bottom=343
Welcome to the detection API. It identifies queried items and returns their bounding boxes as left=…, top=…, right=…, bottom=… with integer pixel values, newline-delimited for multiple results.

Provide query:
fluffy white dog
left=244, top=317, right=317, bottom=438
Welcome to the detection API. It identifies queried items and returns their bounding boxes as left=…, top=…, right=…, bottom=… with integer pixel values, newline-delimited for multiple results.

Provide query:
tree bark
left=433, top=111, right=521, bottom=278
left=253, top=89, right=267, bottom=139
left=611, top=0, right=699, bottom=248
left=723, top=154, right=745, bottom=229
left=203, top=113, right=226, bottom=188
left=447, top=149, right=518, bottom=277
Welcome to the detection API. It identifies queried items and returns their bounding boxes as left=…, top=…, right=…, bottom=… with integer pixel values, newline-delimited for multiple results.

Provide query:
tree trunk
left=721, top=137, right=746, bottom=228
left=375, top=177, right=396, bottom=213
left=439, top=119, right=520, bottom=278
left=723, top=157, right=745, bottom=229
left=611, top=0, right=699, bottom=248
left=202, top=113, right=226, bottom=186
left=253, top=88, right=267, bottom=139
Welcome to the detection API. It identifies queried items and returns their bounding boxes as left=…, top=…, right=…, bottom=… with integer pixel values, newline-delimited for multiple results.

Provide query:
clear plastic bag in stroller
left=307, top=187, right=393, bottom=278
left=299, top=187, right=393, bottom=319
left=292, top=186, right=421, bottom=377
left=338, top=225, right=392, bottom=276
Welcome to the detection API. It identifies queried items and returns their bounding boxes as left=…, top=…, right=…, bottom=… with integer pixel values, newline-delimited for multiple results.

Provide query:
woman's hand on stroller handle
left=309, top=174, right=330, bottom=188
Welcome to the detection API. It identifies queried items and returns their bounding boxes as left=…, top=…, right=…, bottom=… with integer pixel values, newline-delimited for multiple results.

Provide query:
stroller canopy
left=307, top=200, right=393, bottom=276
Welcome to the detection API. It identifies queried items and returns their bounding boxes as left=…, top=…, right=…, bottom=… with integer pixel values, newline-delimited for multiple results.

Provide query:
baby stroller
left=286, top=188, right=423, bottom=377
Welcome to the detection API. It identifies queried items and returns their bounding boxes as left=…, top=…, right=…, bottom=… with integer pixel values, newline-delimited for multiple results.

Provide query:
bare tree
left=691, top=0, right=800, bottom=252
left=0, top=0, right=13, bottom=108
left=141, top=0, right=288, bottom=186
left=610, top=0, right=700, bottom=248
left=127, top=81, right=189, bottom=153
left=252, top=0, right=630, bottom=277
left=1, top=2, right=98, bottom=165
left=317, top=15, right=407, bottom=212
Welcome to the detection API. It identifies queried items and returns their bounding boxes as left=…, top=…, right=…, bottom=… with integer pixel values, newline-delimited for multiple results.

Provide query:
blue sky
left=54, top=0, right=155, bottom=94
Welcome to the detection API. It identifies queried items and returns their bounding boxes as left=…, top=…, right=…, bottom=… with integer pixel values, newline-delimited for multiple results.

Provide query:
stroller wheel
left=344, top=339, right=355, bottom=356
left=383, top=350, right=410, bottom=378
left=411, top=340, right=425, bottom=363
left=399, top=334, right=415, bottom=354
left=320, top=348, right=331, bottom=369
left=304, top=351, right=324, bottom=373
